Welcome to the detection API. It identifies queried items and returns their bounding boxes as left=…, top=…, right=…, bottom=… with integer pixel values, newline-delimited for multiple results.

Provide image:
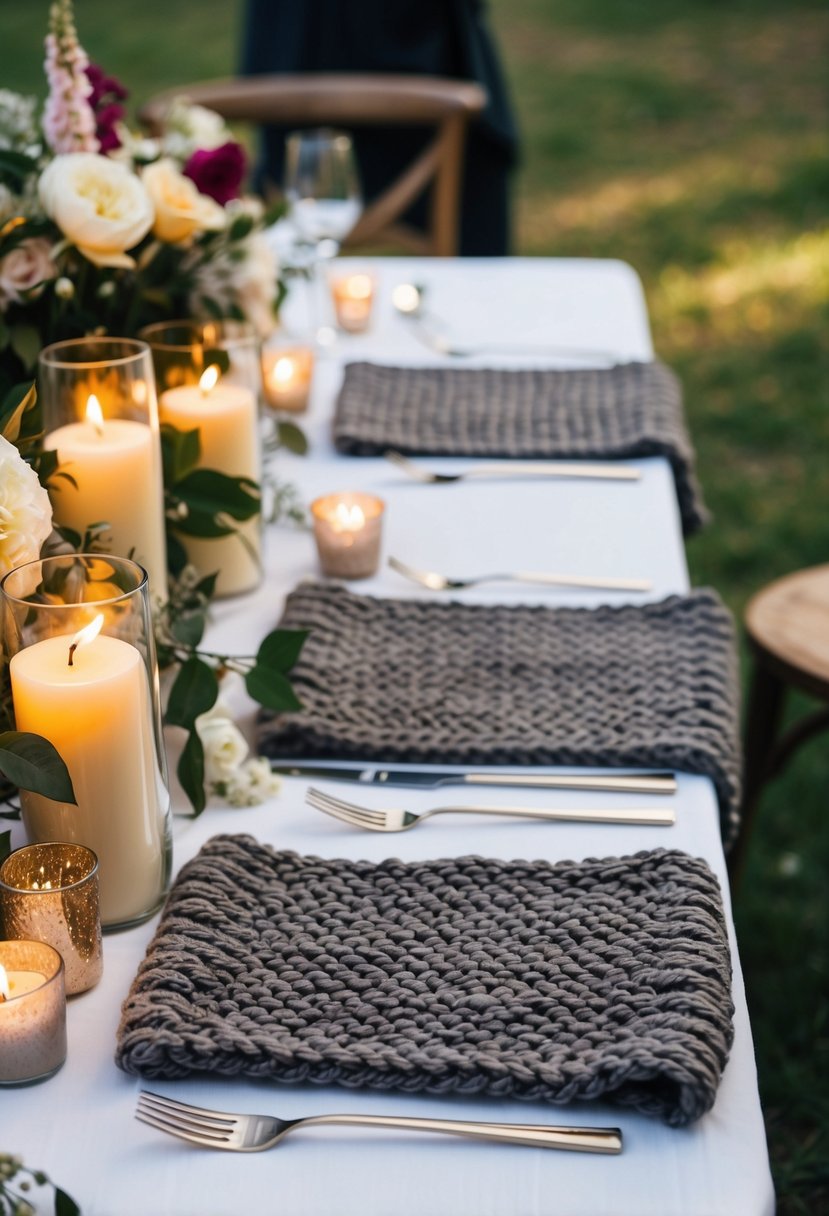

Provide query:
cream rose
left=0, top=435, right=53, bottom=580
left=39, top=153, right=154, bottom=268
left=0, top=238, right=57, bottom=309
left=142, top=158, right=226, bottom=245
left=195, top=701, right=249, bottom=785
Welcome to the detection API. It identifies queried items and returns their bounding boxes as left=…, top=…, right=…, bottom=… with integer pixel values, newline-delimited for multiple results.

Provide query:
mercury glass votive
left=311, top=492, right=385, bottom=579
left=0, top=844, right=103, bottom=995
left=330, top=272, right=376, bottom=333
left=0, top=940, right=66, bottom=1085
left=260, top=340, right=315, bottom=414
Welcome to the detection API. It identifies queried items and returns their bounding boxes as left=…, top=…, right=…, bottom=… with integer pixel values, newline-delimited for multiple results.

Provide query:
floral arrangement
left=0, top=1152, right=79, bottom=1216
left=0, top=0, right=281, bottom=397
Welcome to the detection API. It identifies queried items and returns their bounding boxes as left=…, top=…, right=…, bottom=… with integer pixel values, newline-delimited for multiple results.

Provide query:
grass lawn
left=4, top=2, right=828, bottom=1210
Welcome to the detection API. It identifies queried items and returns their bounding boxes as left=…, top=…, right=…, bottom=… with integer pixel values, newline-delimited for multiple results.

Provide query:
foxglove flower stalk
left=42, top=0, right=98, bottom=154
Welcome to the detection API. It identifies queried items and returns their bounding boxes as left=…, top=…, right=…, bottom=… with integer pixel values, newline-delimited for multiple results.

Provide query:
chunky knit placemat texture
left=258, top=584, right=742, bottom=844
left=333, top=360, right=707, bottom=533
left=116, top=837, right=734, bottom=1127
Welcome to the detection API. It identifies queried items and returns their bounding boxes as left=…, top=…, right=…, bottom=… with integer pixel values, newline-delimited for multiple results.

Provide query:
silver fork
left=389, top=556, right=652, bottom=594
left=385, top=450, right=640, bottom=483
left=306, top=786, right=676, bottom=831
left=136, top=1091, right=622, bottom=1154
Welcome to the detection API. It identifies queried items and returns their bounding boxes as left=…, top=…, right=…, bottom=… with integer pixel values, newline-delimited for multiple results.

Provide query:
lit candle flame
left=68, top=613, right=104, bottom=668
left=199, top=365, right=221, bottom=395
left=346, top=274, right=373, bottom=299
left=270, top=356, right=296, bottom=386
left=0, top=962, right=8, bottom=1002
left=332, top=502, right=365, bottom=532
left=85, top=394, right=105, bottom=435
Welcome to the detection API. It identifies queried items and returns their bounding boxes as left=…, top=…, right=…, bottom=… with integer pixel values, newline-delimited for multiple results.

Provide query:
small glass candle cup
left=0, top=843, right=103, bottom=995
left=330, top=272, right=376, bottom=334
left=0, top=940, right=66, bottom=1085
left=260, top=340, right=315, bottom=414
left=0, top=555, right=173, bottom=932
left=37, top=337, right=167, bottom=601
left=311, top=492, right=385, bottom=579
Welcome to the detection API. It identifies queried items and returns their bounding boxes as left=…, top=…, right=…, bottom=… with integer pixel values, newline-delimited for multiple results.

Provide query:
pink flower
left=85, top=63, right=128, bottom=153
left=0, top=238, right=57, bottom=309
left=183, top=141, right=246, bottom=206
left=42, top=1, right=98, bottom=154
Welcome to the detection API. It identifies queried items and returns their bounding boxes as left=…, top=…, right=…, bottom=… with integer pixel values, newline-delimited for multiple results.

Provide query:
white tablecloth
left=3, top=259, right=774, bottom=1216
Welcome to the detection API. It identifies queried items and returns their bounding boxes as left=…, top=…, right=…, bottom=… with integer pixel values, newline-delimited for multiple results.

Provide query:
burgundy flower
left=183, top=141, right=246, bottom=206
left=85, top=62, right=128, bottom=152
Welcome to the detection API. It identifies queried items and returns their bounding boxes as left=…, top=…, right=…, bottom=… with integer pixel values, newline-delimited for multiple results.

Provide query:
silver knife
left=271, top=765, right=677, bottom=795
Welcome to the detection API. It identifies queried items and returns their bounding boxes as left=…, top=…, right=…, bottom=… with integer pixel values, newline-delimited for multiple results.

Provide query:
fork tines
left=306, top=786, right=384, bottom=828
left=136, top=1091, right=235, bottom=1146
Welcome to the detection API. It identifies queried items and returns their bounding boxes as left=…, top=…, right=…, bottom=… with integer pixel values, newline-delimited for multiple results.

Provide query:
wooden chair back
left=139, top=74, right=487, bottom=256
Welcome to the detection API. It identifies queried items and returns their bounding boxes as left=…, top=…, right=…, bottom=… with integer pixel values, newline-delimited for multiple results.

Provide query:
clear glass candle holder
left=0, top=555, right=173, bottom=932
left=139, top=319, right=262, bottom=598
left=311, top=492, right=385, bottom=579
left=138, top=319, right=260, bottom=396
left=260, top=336, right=315, bottom=414
left=0, top=843, right=103, bottom=995
left=0, top=940, right=66, bottom=1085
left=329, top=271, right=376, bottom=334
left=37, top=338, right=168, bottom=601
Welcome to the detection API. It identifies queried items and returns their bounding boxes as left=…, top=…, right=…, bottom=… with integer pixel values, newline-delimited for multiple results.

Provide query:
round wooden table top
left=745, top=564, right=829, bottom=698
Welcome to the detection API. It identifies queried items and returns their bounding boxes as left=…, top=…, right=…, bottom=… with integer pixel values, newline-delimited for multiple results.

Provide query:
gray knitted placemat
left=116, top=837, right=733, bottom=1126
left=333, top=361, right=707, bottom=533
left=258, top=583, right=741, bottom=844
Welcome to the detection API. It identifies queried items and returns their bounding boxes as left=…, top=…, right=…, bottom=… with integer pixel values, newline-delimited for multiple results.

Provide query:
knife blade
left=271, top=765, right=677, bottom=795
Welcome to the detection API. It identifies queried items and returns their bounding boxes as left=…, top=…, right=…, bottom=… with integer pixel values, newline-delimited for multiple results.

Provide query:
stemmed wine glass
left=284, top=128, right=362, bottom=346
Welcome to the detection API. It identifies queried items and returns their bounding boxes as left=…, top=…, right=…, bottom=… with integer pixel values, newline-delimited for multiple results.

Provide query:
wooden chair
left=732, top=564, right=829, bottom=879
left=139, top=74, right=487, bottom=257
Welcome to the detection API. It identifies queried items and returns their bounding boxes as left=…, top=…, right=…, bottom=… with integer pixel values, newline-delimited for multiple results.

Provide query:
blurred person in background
left=241, top=0, right=520, bottom=254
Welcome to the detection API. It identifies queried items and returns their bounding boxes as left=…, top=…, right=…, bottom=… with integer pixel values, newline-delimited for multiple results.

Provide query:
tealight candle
left=159, top=366, right=262, bottom=597
left=0, top=940, right=66, bottom=1086
left=311, top=492, right=385, bottom=579
left=0, top=844, right=103, bottom=995
left=260, top=345, right=315, bottom=414
left=330, top=273, right=376, bottom=333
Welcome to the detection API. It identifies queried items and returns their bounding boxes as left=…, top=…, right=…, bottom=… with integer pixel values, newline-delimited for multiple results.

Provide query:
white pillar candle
left=9, top=616, right=169, bottom=928
left=159, top=369, right=261, bottom=597
left=44, top=395, right=168, bottom=600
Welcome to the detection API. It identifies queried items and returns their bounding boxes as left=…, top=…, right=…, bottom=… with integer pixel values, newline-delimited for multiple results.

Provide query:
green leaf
left=164, top=658, right=218, bottom=730
left=245, top=665, right=302, bottom=713
left=0, top=829, right=9, bottom=863
left=169, top=509, right=237, bottom=539
left=0, top=380, right=36, bottom=444
left=0, top=148, right=39, bottom=184
left=170, top=611, right=206, bottom=648
left=177, top=728, right=206, bottom=816
left=160, top=424, right=200, bottom=484
left=277, top=419, right=309, bottom=455
left=0, top=732, right=76, bottom=803
left=54, top=1185, right=82, bottom=1216
left=174, top=469, right=261, bottom=521
left=256, top=628, right=308, bottom=673
left=9, top=324, right=41, bottom=372
left=165, top=529, right=189, bottom=576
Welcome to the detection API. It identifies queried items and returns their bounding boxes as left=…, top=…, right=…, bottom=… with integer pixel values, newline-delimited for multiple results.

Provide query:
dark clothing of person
left=240, top=0, right=519, bottom=255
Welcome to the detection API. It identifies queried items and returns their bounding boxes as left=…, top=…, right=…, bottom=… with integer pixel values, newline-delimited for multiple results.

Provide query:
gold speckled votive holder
left=0, top=843, right=103, bottom=996
left=311, top=491, right=385, bottom=579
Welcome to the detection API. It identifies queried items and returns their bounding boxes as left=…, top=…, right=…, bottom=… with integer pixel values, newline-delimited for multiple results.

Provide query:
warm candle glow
left=0, top=963, right=8, bottom=1001
left=68, top=613, right=104, bottom=667
left=344, top=274, right=373, bottom=299
left=199, top=365, right=221, bottom=395
left=85, top=394, right=104, bottom=435
left=332, top=502, right=366, bottom=532
left=270, top=356, right=296, bottom=386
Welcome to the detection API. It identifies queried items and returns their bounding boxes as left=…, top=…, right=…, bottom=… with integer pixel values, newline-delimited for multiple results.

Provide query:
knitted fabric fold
left=333, top=361, right=707, bottom=533
left=116, top=838, right=734, bottom=1127
left=258, top=584, right=742, bottom=843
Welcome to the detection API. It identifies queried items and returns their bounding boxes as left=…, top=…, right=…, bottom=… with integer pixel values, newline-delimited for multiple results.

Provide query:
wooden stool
left=733, top=564, right=829, bottom=878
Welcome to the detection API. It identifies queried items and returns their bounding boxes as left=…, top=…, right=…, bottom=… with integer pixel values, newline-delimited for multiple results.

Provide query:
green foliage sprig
left=0, top=1153, right=79, bottom=1216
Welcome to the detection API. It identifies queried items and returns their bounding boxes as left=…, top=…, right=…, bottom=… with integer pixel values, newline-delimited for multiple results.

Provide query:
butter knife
left=271, top=765, right=677, bottom=795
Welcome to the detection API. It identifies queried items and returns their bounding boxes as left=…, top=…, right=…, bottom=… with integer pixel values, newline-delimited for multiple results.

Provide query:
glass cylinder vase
left=0, top=556, right=173, bottom=932
left=139, top=320, right=262, bottom=598
left=37, top=338, right=168, bottom=603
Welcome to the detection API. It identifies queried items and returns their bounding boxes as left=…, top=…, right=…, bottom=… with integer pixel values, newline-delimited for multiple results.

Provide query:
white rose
left=161, top=100, right=229, bottom=160
left=0, top=435, right=53, bottom=580
left=39, top=153, right=154, bottom=269
left=226, top=757, right=283, bottom=806
left=0, top=238, right=57, bottom=308
left=195, top=701, right=249, bottom=784
left=142, top=159, right=226, bottom=245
